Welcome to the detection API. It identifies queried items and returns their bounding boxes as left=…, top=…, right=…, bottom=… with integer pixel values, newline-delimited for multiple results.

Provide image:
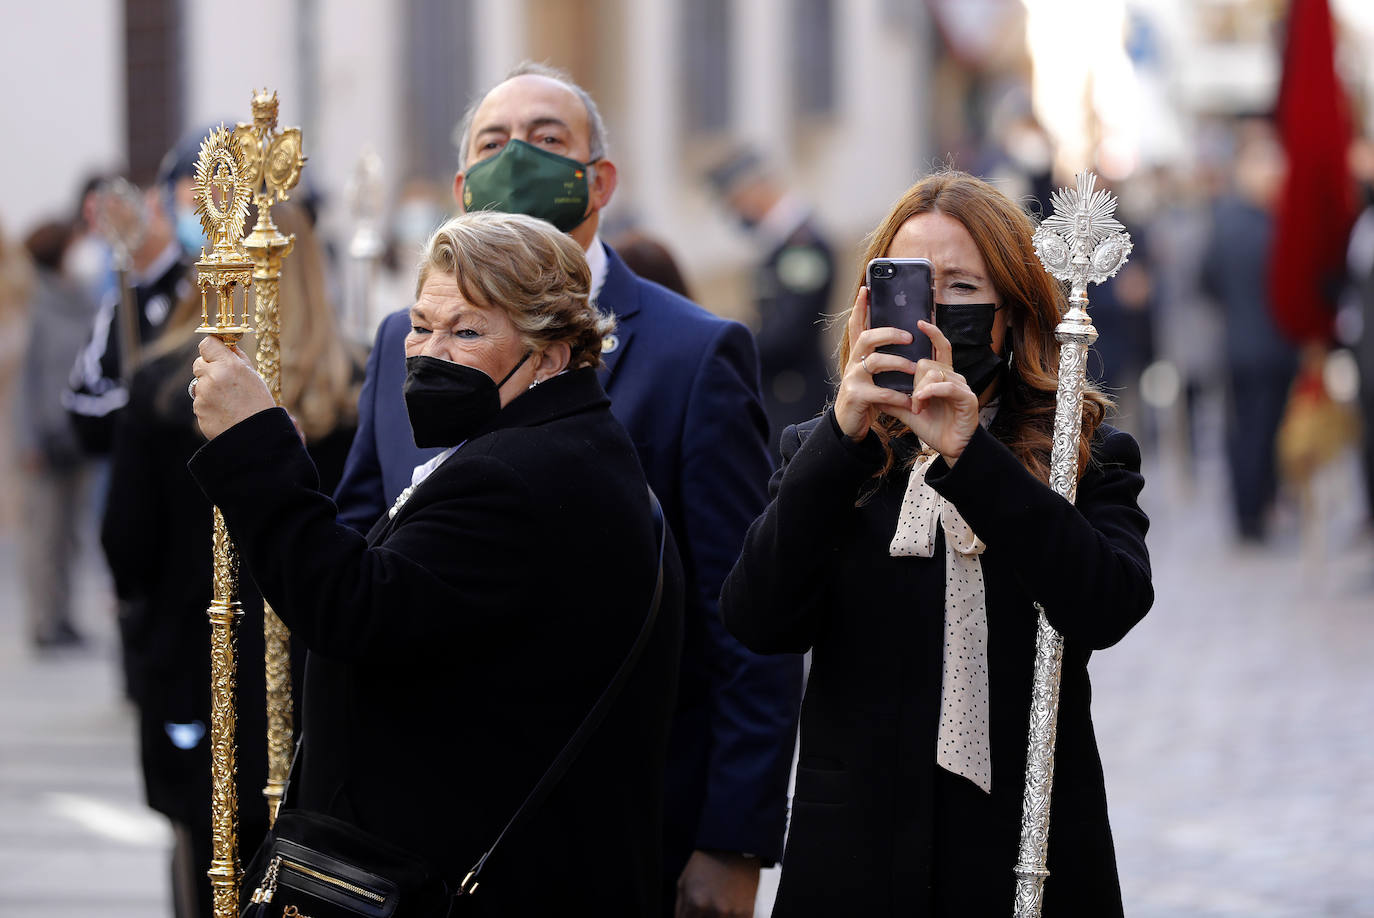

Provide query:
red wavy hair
left=838, top=171, right=1109, bottom=482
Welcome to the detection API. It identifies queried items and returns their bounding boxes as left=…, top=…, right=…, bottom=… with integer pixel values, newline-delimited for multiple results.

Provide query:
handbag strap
left=455, top=486, right=668, bottom=897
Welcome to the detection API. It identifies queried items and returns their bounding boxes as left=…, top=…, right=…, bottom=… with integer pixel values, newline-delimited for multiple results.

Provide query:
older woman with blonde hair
left=189, top=210, right=683, bottom=916
left=722, top=171, right=1153, bottom=916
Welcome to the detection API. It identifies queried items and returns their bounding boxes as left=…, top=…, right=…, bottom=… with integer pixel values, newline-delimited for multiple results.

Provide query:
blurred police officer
left=707, top=149, right=834, bottom=457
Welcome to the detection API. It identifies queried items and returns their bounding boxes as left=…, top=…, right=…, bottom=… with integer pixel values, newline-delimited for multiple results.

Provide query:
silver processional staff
left=1012, top=172, right=1132, bottom=917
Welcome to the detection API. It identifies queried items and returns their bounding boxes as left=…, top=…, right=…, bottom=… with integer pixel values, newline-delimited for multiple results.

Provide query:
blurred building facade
left=5, top=0, right=1374, bottom=320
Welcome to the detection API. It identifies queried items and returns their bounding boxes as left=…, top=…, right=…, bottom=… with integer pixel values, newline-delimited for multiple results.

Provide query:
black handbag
left=243, top=490, right=668, bottom=917
left=242, top=810, right=448, bottom=917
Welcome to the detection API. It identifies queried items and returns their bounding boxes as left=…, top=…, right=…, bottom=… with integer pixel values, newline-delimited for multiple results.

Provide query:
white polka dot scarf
left=888, top=447, right=993, bottom=794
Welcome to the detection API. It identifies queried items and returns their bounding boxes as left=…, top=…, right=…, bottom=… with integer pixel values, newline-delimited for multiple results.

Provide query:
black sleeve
left=189, top=408, right=535, bottom=663
left=926, top=424, right=1153, bottom=649
left=721, top=410, right=885, bottom=653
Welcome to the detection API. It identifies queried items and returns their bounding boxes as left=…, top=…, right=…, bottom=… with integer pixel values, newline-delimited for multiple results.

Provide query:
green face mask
left=461, top=139, right=594, bottom=232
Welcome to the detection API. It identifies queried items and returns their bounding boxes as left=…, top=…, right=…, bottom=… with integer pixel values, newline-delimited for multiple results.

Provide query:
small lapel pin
left=601, top=334, right=619, bottom=354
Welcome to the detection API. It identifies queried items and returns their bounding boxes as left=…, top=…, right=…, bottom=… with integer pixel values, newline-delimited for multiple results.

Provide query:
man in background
left=1201, top=119, right=1299, bottom=543
left=333, top=63, right=803, bottom=917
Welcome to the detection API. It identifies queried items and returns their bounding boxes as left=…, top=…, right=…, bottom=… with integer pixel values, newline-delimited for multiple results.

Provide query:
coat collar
left=596, top=246, right=641, bottom=386
left=472, top=365, right=610, bottom=439
left=366, top=367, right=611, bottom=545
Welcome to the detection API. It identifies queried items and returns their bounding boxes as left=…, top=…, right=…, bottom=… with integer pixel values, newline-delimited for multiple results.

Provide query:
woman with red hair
left=722, top=171, right=1154, bottom=916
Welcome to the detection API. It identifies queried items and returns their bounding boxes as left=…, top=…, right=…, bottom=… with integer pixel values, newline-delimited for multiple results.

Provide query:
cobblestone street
left=0, top=526, right=166, bottom=917
left=1093, top=443, right=1374, bottom=917
left=0, top=433, right=1370, bottom=916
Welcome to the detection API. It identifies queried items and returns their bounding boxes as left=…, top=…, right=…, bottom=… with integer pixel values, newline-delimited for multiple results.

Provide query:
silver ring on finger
left=188, top=377, right=198, bottom=399
left=860, top=354, right=871, bottom=375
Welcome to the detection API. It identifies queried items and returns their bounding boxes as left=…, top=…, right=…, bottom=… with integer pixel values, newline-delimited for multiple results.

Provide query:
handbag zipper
left=249, top=853, right=387, bottom=906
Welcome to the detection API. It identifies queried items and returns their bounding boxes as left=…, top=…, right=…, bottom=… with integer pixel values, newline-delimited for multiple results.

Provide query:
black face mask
left=935, top=302, right=1005, bottom=396
left=403, top=352, right=530, bottom=448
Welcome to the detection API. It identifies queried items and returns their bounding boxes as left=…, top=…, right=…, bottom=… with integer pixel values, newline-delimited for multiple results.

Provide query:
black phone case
left=866, top=258, right=933, bottom=393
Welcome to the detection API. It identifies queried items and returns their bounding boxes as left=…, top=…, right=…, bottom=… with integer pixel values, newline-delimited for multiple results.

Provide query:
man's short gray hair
left=452, top=61, right=609, bottom=169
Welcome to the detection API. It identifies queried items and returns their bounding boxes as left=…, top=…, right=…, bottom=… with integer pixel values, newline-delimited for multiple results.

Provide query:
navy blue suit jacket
left=333, top=245, right=803, bottom=873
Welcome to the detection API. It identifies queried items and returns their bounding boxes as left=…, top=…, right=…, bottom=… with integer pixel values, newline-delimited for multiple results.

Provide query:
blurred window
left=405, top=0, right=475, bottom=184
left=792, top=0, right=836, bottom=116
left=680, top=0, right=733, bottom=133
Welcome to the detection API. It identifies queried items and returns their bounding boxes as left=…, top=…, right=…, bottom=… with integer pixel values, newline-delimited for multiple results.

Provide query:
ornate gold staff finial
left=192, top=123, right=255, bottom=918
left=1012, top=172, right=1132, bottom=918
left=235, top=88, right=306, bottom=827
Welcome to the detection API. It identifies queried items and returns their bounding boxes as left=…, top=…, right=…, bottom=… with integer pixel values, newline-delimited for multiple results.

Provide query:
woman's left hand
left=888, top=320, right=981, bottom=464
left=191, top=336, right=274, bottom=440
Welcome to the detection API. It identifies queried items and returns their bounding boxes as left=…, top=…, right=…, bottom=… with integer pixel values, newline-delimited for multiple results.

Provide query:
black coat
left=721, top=412, right=1153, bottom=917
left=189, top=368, right=684, bottom=917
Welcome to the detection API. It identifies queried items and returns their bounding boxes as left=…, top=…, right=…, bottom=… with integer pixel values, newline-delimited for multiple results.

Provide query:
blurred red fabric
left=1268, top=0, right=1357, bottom=344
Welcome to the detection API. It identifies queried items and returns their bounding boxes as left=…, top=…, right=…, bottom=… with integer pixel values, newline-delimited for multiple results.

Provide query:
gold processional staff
left=234, top=89, right=306, bottom=825
left=1012, top=172, right=1133, bottom=917
left=191, top=123, right=256, bottom=918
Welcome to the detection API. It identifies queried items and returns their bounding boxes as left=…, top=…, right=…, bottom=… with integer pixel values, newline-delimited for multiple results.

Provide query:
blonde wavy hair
left=839, top=171, right=1110, bottom=483
left=417, top=211, right=614, bottom=370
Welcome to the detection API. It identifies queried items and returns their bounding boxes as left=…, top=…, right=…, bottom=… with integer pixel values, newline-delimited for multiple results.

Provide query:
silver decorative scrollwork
left=1032, top=172, right=1133, bottom=290
left=1013, top=173, right=1132, bottom=918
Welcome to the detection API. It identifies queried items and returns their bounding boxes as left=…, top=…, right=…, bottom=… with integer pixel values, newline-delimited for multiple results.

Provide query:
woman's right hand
left=834, top=286, right=921, bottom=440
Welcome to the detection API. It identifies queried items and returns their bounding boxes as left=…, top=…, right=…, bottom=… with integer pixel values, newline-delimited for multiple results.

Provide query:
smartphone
left=865, top=257, right=933, bottom=393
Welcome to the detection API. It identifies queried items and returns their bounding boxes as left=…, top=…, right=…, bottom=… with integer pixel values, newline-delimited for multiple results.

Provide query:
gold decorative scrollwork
left=237, top=88, right=306, bottom=825
left=193, top=121, right=258, bottom=918
left=193, top=126, right=253, bottom=260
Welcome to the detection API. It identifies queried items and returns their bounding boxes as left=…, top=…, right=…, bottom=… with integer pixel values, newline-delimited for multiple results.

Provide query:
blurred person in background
left=65, top=173, right=119, bottom=307
left=100, top=201, right=363, bottom=917
left=1081, top=178, right=1157, bottom=445
left=1201, top=118, right=1299, bottom=543
left=333, top=61, right=802, bottom=917
left=371, top=177, right=450, bottom=338
left=975, top=85, right=1055, bottom=219
left=1343, top=136, right=1374, bottom=525
left=65, top=132, right=207, bottom=457
left=1141, top=162, right=1224, bottom=469
left=721, top=171, right=1153, bottom=917
left=0, top=216, right=34, bottom=531
left=706, top=148, right=835, bottom=457
left=15, top=219, right=98, bottom=650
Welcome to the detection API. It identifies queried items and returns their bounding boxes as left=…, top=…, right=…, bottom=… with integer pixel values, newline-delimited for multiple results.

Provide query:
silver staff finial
left=1032, top=172, right=1133, bottom=289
